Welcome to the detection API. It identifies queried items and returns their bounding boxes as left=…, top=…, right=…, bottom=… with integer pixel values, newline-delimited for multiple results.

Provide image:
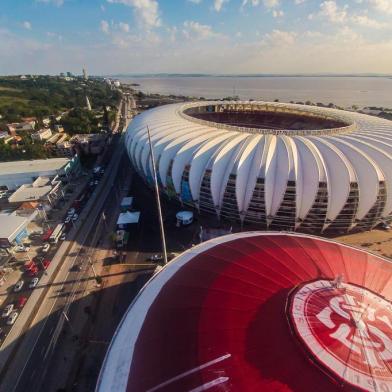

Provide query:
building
left=97, top=232, right=392, bottom=392
left=0, top=156, right=80, bottom=190
left=126, top=101, right=392, bottom=234
left=83, top=67, right=88, bottom=80
left=0, top=213, right=30, bottom=248
left=8, top=176, right=63, bottom=205
left=70, top=133, right=107, bottom=155
left=31, top=128, right=52, bottom=141
left=44, top=133, right=73, bottom=157
left=7, top=121, right=35, bottom=134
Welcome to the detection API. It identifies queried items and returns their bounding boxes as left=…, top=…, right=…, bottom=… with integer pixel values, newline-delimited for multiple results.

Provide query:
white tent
left=117, top=211, right=140, bottom=225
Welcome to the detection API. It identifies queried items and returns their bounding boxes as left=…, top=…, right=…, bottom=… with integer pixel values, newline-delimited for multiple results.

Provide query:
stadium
left=97, top=232, right=392, bottom=391
left=125, top=101, right=392, bottom=233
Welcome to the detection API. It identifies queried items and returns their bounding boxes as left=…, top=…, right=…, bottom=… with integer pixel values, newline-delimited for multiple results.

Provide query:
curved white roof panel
left=126, top=101, right=392, bottom=233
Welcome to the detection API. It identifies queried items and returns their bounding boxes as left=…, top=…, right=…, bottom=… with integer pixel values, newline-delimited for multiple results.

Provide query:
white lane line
left=189, top=377, right=229, bottom=392
left=146, top=354, right=231, bottom=392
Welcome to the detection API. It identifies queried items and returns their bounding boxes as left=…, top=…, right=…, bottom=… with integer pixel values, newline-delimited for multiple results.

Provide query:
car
left=29, top=277, right=39, bottom=289
left=94, top=180, right=99, bottom=185
left=7, top=311, right=19, bottom=326
left=42, top=243, right=50, bottom=253
left=60, top=233, right=67, bottom=241
left=67, top=208, right=76, bottom=216
left=28, top=268, right=39, bottom=277
left=14, top=280, right=24, bottom=292
left=72, top=213, right=78, bottom=221
left=14, top=245, right=30, bottom=253
left=70, top=264, right=82, bottom=272
left=64, top=216, right=71, bottom=224
left=147, top=254, right=164, bottom=262
left=89, top=181, right=95, bottom=187
left=146, top=253, right=177, bottom=262
left=381, top=223, right=391, bottom=231
left=2, top=304, right=14, bottom=318
left=42, top=259, right=51, bottom=270
left=17, top=296, right=27, bottom=308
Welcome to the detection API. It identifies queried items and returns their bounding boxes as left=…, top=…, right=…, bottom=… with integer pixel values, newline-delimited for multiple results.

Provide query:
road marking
left=189, top=377, right=229, bottom=392
left=146, top=354, right=231, bottom=392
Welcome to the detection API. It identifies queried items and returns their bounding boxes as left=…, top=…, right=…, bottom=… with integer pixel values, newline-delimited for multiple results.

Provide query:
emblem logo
left=290, top=280, right=392, bottom=391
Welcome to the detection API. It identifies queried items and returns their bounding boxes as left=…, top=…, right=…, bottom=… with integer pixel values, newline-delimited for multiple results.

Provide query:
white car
left=72, top=213, right=78, bottom=221
left=14, top=280, right=24, bottom=292
left=7, top=311, right=19, bottom=326
left=14, top=245, right=30, bottom=253
left=29, top=277, right=39, bottom=289
left=64, top=216, right=71, bottom=224
left=42, top=243, right=50, bottom=253
left=67, top=208, right=76, bottom=216
left=2, top=304, right=14, bottom=318
left=60, top=233, right=67, bottom=241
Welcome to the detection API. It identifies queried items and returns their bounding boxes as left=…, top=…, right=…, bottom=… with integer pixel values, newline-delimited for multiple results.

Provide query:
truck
left=49, top=223, right=64, bottom=244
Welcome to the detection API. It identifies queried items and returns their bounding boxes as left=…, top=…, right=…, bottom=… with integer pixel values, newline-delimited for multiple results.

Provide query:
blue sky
left=1, top=0, right=392, bottom=74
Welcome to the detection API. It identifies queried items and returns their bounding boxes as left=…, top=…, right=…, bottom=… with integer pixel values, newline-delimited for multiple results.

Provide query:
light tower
left=83, top=67, right=88, bottom=81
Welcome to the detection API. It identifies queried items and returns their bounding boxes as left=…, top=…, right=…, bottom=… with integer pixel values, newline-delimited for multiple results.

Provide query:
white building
left=31, top=128, right=52, bottom=141
left=0, top=157, right=79, bottom=190
left=126, top=101, right=392, bottom=233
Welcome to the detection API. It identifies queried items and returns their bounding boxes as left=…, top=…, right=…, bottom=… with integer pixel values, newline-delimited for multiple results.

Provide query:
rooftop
left=8, top=184, right=52, bottom=203
left=0, top=214, right=28, bottom=239
left=0, top=158, right=70, bottom=176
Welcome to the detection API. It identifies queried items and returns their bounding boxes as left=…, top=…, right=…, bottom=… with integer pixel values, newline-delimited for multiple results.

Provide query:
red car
left=28, top=266, right=39, bottom=277
left=17, top=296, right=27, bottom=308
left=42, top=259, right=51, bottom=270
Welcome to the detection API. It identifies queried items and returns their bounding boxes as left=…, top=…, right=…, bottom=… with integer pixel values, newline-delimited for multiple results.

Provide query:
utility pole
left=146, top=125, right=168, bottom=265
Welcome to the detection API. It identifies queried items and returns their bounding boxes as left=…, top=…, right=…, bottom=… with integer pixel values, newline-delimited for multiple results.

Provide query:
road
left=0, top=96, right=132, bottom=392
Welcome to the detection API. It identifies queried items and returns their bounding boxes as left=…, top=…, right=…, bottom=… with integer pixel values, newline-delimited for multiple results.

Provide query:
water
left=118, top=76, right=392, bottom=108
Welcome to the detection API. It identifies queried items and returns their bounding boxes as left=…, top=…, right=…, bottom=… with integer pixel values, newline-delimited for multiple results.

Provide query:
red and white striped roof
left=97, top=232, right=392, bottom=392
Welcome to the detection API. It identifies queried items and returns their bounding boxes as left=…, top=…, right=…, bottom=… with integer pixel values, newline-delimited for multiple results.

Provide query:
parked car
left=29, top=277, right=39, bottom=289
left=14, top=280, right=24, bottom=292
left=72, top=213, right=78, bottom=221
left=17, top=296, right=27, bottom=308
left=381, top=223, right=391, bottom=231
left=94, top=180, right=99, bottom=185
left=2, top=304, right=14, bottom=318
left=28, top=268, right=39, bottom=277
left=7, top=311, right=19, bottom=326
left=60, top=233, right=67, bottom=241
left=14, top=245, right=30, bottom=253
left=64, top=216, right=71, bottom=224
left=42, top=259, right=51, bottom=270
left=70, top=264, right=82, bottom=272
left=42, top=243, right=50, bottom=253
left=67, top=208, right=76, bottom=216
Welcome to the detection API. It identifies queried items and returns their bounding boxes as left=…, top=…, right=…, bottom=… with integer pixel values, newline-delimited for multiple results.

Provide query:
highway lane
left=0, top=109, right=130, bottom=392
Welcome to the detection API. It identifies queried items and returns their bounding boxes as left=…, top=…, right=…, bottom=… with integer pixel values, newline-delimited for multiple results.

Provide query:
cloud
left=351, top=14, right=388, bottom=28
left=318, top=1, right=348, bottom=23
left=183, top=20, right=219, bottom=39
left=36, top=0, right=64, bottom=6
left=118, top=22, right=130, bottom=32
left=22, top=21, right=32, bottom=30
left=263, top=29, right=297, bottom=45
left=213, top=0, right=229, bottom=11
left=100, top=20, right=110, bottom=34
left=242, top=0, right=279, bottom=7
left=368, top=0, right=392, bottom=13
left=107, top=0, right=160, bottom=28
left=272, top=9, right=284, bottom=17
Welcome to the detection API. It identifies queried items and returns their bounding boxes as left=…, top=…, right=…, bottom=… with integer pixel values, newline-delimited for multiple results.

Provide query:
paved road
left=0, top=123, right=129, bottom=392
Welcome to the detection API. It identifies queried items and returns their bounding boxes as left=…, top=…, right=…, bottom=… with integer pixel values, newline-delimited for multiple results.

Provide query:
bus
left=49, top=223, right=64, bottom=244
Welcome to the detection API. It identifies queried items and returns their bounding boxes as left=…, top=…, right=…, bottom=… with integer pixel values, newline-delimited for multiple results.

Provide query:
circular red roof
left=97, top=233, right=392, bottom=392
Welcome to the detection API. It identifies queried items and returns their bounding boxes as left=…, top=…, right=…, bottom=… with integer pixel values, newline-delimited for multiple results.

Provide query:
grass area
left=0, top=86, right=21, bottom=92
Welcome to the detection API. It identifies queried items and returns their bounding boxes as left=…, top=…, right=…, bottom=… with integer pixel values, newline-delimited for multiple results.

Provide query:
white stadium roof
left=125, top=101, right=392, bottom=233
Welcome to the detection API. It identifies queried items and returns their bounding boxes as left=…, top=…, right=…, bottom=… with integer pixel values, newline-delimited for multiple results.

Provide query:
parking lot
left=0, top=166, right=107, bottom=344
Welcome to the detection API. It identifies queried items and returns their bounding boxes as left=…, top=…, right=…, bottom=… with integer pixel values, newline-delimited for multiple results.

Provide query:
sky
left=1, top=0, right=392, bottom=75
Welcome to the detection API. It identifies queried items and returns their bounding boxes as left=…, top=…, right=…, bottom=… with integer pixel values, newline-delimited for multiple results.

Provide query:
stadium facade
left=97, top=232, right=392, bottom=391
left=125, top=101, right=392, bottom=233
